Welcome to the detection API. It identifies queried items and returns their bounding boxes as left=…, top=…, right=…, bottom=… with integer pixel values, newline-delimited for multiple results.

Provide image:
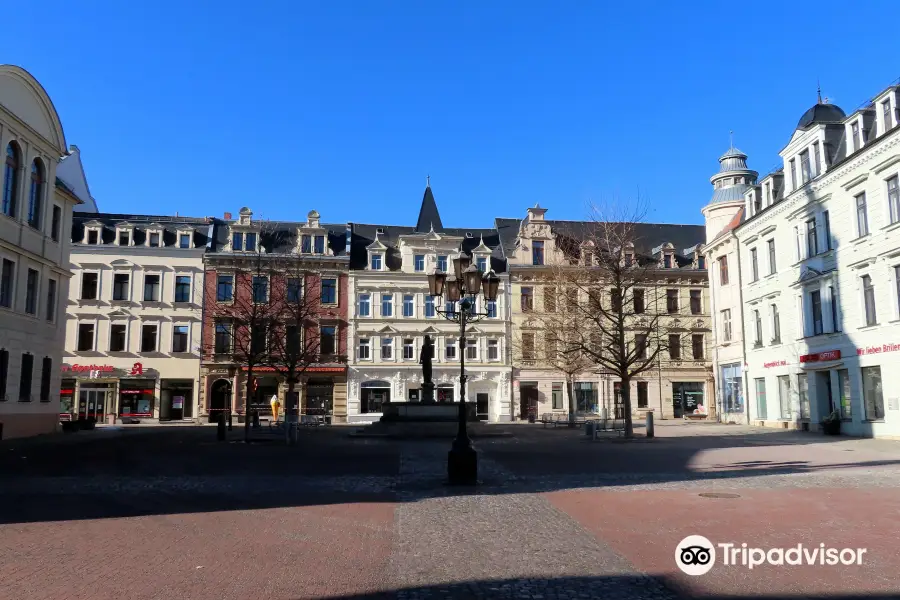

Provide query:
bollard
left=252, top=410, right=260, bottom=428
left=646, top=411, right=655, bottom=438
left=217, top=412, right=226, bottom=441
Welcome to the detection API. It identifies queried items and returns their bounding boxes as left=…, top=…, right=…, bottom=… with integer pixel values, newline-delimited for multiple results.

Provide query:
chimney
left=526, top=203, right=547, bottom=221
left=224, top=212, right=232, bottom=220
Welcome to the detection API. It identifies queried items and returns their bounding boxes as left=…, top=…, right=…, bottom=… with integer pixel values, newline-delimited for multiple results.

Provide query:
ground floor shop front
left=199, top=366, right=349, bottom=423
left=346, top=366, right=512, bottom=424
left=513, top=367, right=713, bottom=421
left=744, top=335, right=900, bottom=437
left=59, top=362, right=199, bottom=423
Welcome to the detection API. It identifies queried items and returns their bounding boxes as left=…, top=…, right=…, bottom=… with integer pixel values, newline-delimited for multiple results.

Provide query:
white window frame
left=369, top=252, right=384, bottom=271
left=173, top=272, right=193, bottom=304
left=24, top=266, right=40, bottom=316
left=146, top=229, right=163, bottom=248
left=45, top=276, right=58, bottom=323
left=859, top=273, right=878, bottom=328
left=80, top=269, right=101, bottom=301
left=140, top=321, right=160, bottom=353
left=76, top=319, right=99, bottom=352
left=320, top=274, right=340, bottom=306
left=445, top=338, right=458, bottom=360
left=112, top=270, right=131, bottom=302
left=856, top=191, right=869, bottom=238
left=143, top=272, right=163, bottom=302
left=414, top=254, right=425, bottom=272
left=116, top=227, right=132, bottom=247
left=171, top=322, right=191, bottom=353
left=84, top=226, right=102, bottom=245
left=770, top=303, right=781, bottom=343
left=891, top=264, right=900, bottom=322
left=425, top=295, right=436, bottom=318
left=108, top=320, right=130, bottom=353
left=358, top=338, right=371, bottom=361
left=721, top=309, right=732, bottom=342
left=177, top=229, right=194, bottom=249
left=402, top=338, right=415, bottom=361
left=885, top=172, right=900, bottom=225
left=402, top=294, right=414, bottom=318
left=487, top=338, right=499, bottom=361
left=358, top=293, right=371, bottom=317
left=380, top=336, right=394, bottom=361
left=381, top=293, right=394, bottom=317
left=465, top=338, right=478, bottom=361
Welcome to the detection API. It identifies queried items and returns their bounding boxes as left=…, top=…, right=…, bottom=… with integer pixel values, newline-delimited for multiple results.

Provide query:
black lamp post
left=427, top=252, right=501, bottom=485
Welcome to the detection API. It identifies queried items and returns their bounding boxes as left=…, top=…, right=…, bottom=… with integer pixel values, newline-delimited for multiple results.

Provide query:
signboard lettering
left=799, top=350, right=841, bottom=363
left=62, top=364, right=115, bottom=373
left=857, top=343, right=900, bottom=356
left=763, top=360, right=787, bottom=368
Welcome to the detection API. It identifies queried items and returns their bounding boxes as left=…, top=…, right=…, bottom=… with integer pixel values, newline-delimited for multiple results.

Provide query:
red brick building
left=199, top=208, right=351, bottom=422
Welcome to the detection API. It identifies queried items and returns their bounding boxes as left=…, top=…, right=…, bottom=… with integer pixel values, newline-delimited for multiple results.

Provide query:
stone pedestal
left=421, top=382, right=435, bottom=403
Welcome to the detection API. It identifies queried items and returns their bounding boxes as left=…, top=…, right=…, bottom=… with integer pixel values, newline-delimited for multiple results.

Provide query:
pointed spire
left=729, top=130, right=734, bottom=150
left=426, top=174, right=430, bottom=188
left=415, top=183, right=443, bottom=232
left=817, top=79, right=822, bottom=104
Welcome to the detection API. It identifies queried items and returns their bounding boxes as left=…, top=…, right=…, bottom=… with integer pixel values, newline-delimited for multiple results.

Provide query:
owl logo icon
left=675, top=535, right=715, bottom=575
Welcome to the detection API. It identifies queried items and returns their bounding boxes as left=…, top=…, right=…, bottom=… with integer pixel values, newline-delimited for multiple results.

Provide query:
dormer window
left=697, top=255, right=706, bottom=270
left=371, top=254, right=382, bottom=270
left=813, top=141, right=821, bottom=176
left=852, top=120, right=861, bottom=151
left=87, top=229, right=99, bottom=245
left=301, top=235, right=311, bottom=253
left=476, top=257, right=487, bottom=272
left=232, top=232, right=243, bottom=251
left=883, top=99, right=894, bottom=131
left=178, top=232, right=192, bottom=249
left=753, top=191, right=762, bottom=215
left=245, top=232, right=257, bottom=252
left=314, top=235, right=325, bottom=254
left=148, top=232, right=161, bottom=247
left=532, top=240, right=544, bottom=266
left=764, top=182, right=772, bottom=206
left=790, top=158, right=797, bottom=190
left=118, top=230, right=130, bottom=246
left=800, top=149, right=811, bottom=183
left=663, top=254, right=672, bottom=268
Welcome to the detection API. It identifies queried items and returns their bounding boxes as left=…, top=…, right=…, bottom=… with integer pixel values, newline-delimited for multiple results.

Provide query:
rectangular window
left=286, top=325, right=301, bottom=356
left=798, top=373, right=810, bottom=419
left=521, top=287, right=533, bottom=311
left=806, top=218, right=818, bottom=258
left=437, top=255, right=448, bottom=272
left=689, top=289, right=701, bottom=315
left=856, top=193, right=869, bottom=236
left=24, top=268, right=38, bottom=315
left=252, top=276, right=268, bottom=303
left=778, top=375, right=791, bottom=419
left=110, top=324, right=127, bottom=352
left=0, top=259, right=13, bottom=308
left=81, top=272, right=98, bottom=300
left=445, top=301, right=456, bottom=317
left=750, top=248, right=758, bottom=281
left=767, top=239, right=776, bottom=275
left=800, top=149, right=811, bottom=183
left=214, top=322, right=231, bottom=354
left=635, top=334, right=647, bottom=359
left=823, top=211, right=831, bottom=250
left=790, top=158, right=797, bottom=190
left=18, top=353, right=33, bottom=401
left=755, top=378, right=767, bottom=420
left=301, top=235, right=311, bottom=253
left=39, top=357, right=51, bottom=402
left=668, top=334, right=680, bottom=359
left=771, top=304, right=781, bottom=342
left=216, top=275, right=233, bottom=302
left=722, top=309, right=732, bottom=342
left=896, top=266, right=900, bottom=320
left=838, top=369, right=852, bottom=419
left=754, top=310, right=763, bottom=345
left=634, top=289, right=645, bottom=314
left=320, top=326, right=336, bottom=355
left=486, top=299, right=497, bottom=318
left=287, top=278, right=302, bottom=303
left=414, top=255, right=425, bottom=272
left=149, top=232, right=160, bottom=247
left=544, top=287, right=556, bottom=312
left=245, top=232, right=257, bottom=252
left=381, top=294, right=393, bottom=317
left=112, top=273, right=130, bottom=301
left=663, top=254, right=672, bottom=268
left=532, top=240, right=544, bottom=266
left=358, top=293, right=370, bottom=317
left=610, top=289, right=622, bottom=313
left=143, top=274, right=160, bottom=301
left=314, top=235, right=325, bottom=254
left=466, top=339, right=478, bottom=360
left=487, top=339, right=499, bottom=360
left=574, top=382, right=597, bottom=413
left=425, top=295, right=435, bottom=317
left=551, top=382, right=564, bottom=410
left=812, top=142, right=821, bottom=176
left=371, top=254, right=382, bottom=270
left=692, top=334, right=704, bottom=359
left=888, top=175, right=900, bottom=224
left=45, top=279, right=56, bottom=322
left=172, top=325, right=189, bottom=353
left=637, top=381, right=648, bottom=409
left=521, top=333, right=534, bottom=361
left=87, top=230, right=98, bottom=245
left=445, top=339, right=458, bottom=360
left=862, top=275, right=876, bottom=326
left=174, top=275, right=191, bottom=302
left=77, top=323, right=94, bottom=351
left=794, top=226, right=801, bottom=261
left=852, top=121, right=861, bottom=151
left=403, top=338, right=415, bottom=360
left=51, top=206, right=61, bottom=242
left=862, top=366, right=884, bottom=420
left=698, top=255, right=706, bottom=270
left=476, top=257, right=487, bottom=272
left=884, top=100, right=894, bottom=131
left=250, top=323, right=268, bottom=355
left=141, top=324, right=158, bottom=352
left=358, top=339, right=370, bottom=360
left=666, top=289, right=678, bottom=313
left=718, top=256, right=729, bottom=285
left=233, top=232, right=244, bottom=251
left=0, top=350, right=7, bottom=401
left=829, top=285, right=839, bottom=332
left=810, top=290, right=823, bottom=335
left=179, top=233, right=191, bottom=248
left=320, top=278, right=336, bottom=304
left=403, top=294, right=414, bottom=317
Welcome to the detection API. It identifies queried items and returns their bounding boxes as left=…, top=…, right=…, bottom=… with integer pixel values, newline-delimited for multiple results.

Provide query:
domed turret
left=796, top=102, right=845, bottom=130
left=702, top=141, right=757, bottom=244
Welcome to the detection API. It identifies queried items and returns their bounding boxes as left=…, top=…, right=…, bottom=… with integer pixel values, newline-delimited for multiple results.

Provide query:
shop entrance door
left=476, top=393, right=489, bottom=421
left=78, top=389, right=108, bottom=421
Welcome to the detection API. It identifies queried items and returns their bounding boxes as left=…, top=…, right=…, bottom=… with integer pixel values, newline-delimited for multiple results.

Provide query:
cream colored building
left=63, top=214, right=209, bottom=422
left=0, top=65, right=84, bottom=439
left=499, top=205, right=712, bottom=420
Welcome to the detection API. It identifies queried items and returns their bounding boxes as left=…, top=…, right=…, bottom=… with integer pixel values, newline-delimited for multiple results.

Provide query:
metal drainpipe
left=707, top=245, right=720, bottom=422
left=732, top=231, right=751, bottom=424
left=505, top=273, right=514, bottom=421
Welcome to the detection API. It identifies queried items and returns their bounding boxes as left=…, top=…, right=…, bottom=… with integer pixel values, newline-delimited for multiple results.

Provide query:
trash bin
left=585, top=421, right=595, bottom=437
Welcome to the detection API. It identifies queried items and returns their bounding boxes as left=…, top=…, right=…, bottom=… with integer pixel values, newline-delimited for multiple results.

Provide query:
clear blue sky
left=5, top=1, right=898, bottom=227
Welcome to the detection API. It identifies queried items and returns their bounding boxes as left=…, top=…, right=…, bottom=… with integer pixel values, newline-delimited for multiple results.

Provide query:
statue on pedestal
left=420, top=335, right=435, bottom=403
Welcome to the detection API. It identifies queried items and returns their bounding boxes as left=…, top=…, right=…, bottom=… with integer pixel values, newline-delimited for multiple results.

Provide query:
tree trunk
left=286, top=377, right=297, bottom=445
left=567, top=375, right=577, bottom=427
left=244, top=367, right=253, bottom=443
left=620, top=375, right=633, bottom=437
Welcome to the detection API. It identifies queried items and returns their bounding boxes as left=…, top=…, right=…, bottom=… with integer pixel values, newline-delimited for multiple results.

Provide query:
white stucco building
left=704, top=84, right=900, bottom=437
left=346, top=185, right=512, bottom=423
left=63, top=213, right=210, bottom=422
left=1, top=65, right=84, bottom=439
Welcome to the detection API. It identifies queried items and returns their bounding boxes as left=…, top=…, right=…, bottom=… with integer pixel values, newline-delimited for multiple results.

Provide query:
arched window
left=3, top=143, right=20, bottom=217
left=28, top=159, right=44, bottom=228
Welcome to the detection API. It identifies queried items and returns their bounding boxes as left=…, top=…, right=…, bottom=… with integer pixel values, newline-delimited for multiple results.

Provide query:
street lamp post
left=428, top=252, right=500, bottom=485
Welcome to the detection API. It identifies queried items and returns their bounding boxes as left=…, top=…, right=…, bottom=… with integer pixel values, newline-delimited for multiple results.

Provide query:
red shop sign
left=120, top=389, right=155, bottom=395
left=800, top=350, right=841, bottom=363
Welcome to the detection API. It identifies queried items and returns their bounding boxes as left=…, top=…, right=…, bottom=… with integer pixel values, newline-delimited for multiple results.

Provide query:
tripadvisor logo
left=675, top=536, right=867, bottom=575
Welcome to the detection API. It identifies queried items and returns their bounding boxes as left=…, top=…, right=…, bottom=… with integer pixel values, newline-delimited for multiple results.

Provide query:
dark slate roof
left=71, top=213, right=213, bottom=248
left=349, top=223, right=507, bottom=273
left=495, top=218, right=706, bottom=269
left=207, top=219, right=349, bottom=256
left=796, top=103, right=846, bottom=130
left=414, top=186, right=444, bottom=232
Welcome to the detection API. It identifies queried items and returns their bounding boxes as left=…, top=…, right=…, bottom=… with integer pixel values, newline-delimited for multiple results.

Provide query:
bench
left=591, top=417, right=626, bottom=438
left=541, top=413, right=590, bottom=428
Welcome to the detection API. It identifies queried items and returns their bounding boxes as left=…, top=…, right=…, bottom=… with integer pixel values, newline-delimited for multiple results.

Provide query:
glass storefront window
left=797, top=374, right=809, bottom=419
left=720, top=363, right=743, bottom=412
left=838, top=369, right=852, bottom=419
left=755, top=378, right=767, bottom=420
left=862, top=366, right=884, bottom=421
left=778, top=375, right=791, bottom=419
left=551, top=382, right=564, bottom=410
left=575, top=382, right=597, bottom=414
left=361, top=381, right=390, bottom=413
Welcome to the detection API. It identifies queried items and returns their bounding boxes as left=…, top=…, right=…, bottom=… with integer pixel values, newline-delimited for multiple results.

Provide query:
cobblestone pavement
left=1, top=424, right=900, bottom=599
